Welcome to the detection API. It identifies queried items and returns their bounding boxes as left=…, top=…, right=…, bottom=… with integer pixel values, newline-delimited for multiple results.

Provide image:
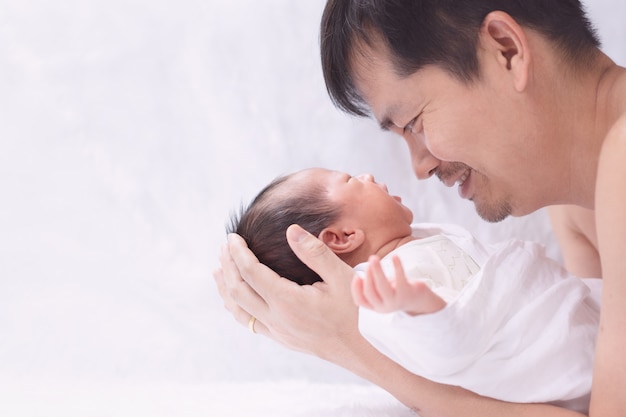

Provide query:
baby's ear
left=319, top=227, right=365, bottom=254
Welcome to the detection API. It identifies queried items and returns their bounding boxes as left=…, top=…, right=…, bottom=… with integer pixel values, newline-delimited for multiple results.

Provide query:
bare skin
left=216, top=225, right=583, bottom=417
left=214, top=10, right=626, bottom=417
left=589, top=116, right=626, bottom=417
left=352, top=254, right=447, bottom=316
left=548, top=205, right=601, bottom=278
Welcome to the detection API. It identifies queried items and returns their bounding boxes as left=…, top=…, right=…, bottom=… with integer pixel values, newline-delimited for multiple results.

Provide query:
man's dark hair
left=320, top=0, right=601, bottom=117
left=227, top=174, right=342, bottom=285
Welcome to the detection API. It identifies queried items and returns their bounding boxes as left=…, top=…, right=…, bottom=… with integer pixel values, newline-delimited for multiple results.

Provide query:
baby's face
left=293, top=168, right=414, bottom=238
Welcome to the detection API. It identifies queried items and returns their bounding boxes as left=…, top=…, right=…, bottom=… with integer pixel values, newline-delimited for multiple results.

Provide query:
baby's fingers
left=362, top=255, right=398, bottom=311
left=351, top=276, right=374, bottom=310
left=369, top=255, right=395, bottom=299
left=390, top=255, right=410, bottom=290
left=362, top=260, right=383, bottom=307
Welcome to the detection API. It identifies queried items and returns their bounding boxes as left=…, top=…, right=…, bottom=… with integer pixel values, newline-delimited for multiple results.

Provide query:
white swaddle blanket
left=356, top=223, right=601, bottom=414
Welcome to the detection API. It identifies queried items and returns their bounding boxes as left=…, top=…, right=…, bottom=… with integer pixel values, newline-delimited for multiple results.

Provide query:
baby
left=228, top=167, right=601, bottom=414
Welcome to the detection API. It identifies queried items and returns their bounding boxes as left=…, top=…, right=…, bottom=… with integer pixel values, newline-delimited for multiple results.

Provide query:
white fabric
left=355, top=225, right=484, bottom=302
left=357, top=223, right=601, bottom=414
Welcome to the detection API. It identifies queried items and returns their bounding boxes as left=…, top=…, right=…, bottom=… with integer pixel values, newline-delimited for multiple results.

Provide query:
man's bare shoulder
left=548, top=205, right=597, bottom=241
left=548, top=205, right=600, bottom=278
left=605, top=112, right=626, bottom=144
left=603, top=65, right=626, bottom=137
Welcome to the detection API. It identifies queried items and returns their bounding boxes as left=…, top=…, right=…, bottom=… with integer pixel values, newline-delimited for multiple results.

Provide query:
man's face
left=350, top=43, right=544, bottom=222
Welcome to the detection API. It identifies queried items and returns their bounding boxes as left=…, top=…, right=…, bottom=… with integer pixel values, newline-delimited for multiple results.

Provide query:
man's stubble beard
left=436, top=162, right=512, bottom=223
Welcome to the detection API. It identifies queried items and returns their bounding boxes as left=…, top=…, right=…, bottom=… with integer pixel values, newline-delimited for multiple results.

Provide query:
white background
left=1, top=0, right=624, bottom=415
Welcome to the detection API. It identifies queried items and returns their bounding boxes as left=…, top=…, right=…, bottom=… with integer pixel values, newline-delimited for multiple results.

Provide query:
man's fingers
left=286, top=224, right=354, bottom=286
left=240, top=313, right=269, bottom=337
left=213, top=267, right=229, bottom=306
left=219, top=237, right=271, bottom=325
left=228, top=233, right=297, bottom=301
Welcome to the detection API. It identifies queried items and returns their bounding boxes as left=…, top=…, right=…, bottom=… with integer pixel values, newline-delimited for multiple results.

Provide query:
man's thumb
left=286, top=224, right=352, bottom=284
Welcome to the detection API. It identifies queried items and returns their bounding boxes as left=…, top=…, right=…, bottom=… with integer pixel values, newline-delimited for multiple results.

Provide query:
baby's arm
left=351, top=254, right=446, bottom=315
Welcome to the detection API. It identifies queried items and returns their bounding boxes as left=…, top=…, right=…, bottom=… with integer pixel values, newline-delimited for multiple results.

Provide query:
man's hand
left=214, top=224, right=362, bottom=361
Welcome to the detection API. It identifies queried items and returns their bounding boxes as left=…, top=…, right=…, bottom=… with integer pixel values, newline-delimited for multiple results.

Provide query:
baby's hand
left=351, top=255, right=446, bottom=316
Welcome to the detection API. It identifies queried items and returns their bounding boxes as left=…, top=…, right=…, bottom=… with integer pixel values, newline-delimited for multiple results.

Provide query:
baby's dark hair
left=227, top=173, right=342, bottom=285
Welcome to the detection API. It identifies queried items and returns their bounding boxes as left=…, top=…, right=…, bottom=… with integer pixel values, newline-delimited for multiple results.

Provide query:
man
left=215, top=1, right=626, bottom=415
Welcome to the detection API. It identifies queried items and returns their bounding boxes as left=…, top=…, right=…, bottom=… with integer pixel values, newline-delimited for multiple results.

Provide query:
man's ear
left=318, top=227, right=365, bottom=254
left=480, top=11, right=530, bottom=92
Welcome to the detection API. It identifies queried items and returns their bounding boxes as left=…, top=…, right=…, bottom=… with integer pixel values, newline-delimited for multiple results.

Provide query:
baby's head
left=228, top=168, right=413, bottom=285
left=228, top=169, right=339, bottom=285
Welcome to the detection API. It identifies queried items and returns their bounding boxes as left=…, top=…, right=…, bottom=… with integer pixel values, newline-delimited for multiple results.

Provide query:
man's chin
left=474, top=202, right=512, bottom=223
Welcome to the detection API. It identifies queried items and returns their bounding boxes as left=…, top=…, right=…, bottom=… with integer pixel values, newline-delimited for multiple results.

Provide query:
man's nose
left=412, top=152, right=439, bottom=180
left=405, top=133, right=439, bottom=180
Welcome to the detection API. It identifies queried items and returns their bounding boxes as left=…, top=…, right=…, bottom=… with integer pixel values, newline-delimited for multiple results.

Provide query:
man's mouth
left=457, top=168, right=472, bottom=199
left=437, top=164, right=472, bottom=199
left=456, top=168, right=469, bottom=187
left=438, top=165, right=470, bottom=187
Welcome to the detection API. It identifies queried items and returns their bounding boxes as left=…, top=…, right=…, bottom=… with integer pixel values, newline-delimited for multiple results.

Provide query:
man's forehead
left=352, top=67, right=407, bottom=131
left=348, top=40, right=411, bottom=130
